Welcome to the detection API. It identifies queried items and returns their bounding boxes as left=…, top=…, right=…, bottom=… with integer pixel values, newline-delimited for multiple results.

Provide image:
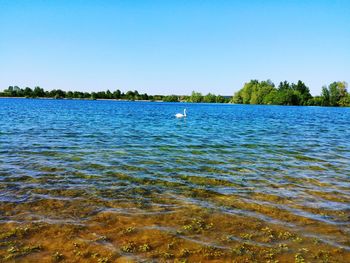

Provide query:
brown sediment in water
left=1, top=189, right=350, bottom=262
left=2, top=95, right=350, bottom=263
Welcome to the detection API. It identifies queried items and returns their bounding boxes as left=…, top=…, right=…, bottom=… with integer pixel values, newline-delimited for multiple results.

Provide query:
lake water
left=1, top=98, right=350, bottom=262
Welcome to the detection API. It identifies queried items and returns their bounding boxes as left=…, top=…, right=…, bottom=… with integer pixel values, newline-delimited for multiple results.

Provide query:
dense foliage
left=1, top=81, right=349, bottom=106
left=232, top=80, right=349, bottom=107
left=0, top=86, right=154, bottom=101
left=185, top=91, right=228, bottom=103
left=0, top=86, right=230, bottom=103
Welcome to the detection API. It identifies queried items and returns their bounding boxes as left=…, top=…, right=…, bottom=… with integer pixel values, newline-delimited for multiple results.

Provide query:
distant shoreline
left=0, top=96, right=165, bottom=102
left=2, top=79, right=349, bottom=106
left=0, top=87, right=231, bottom=103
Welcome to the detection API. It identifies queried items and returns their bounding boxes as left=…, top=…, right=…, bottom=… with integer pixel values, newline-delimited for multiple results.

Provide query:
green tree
left=232, top=80, right=275, bottom=105
left=125, top=91, right=135, bottom=100
left=113, top=89, right=121, bottom=99
left=24, top=87, right=33, bottom=97
left=188, top=91, right=203, bottom=103
left=140, top=93, right=149, bottom=100
left=33, top=86, right=45, bottom=97
left=330, top=81, right=348, bottom=106
left=320, top=81, right=348, bottom=106
left=278, top=81, right=291, bottom=91
left=231, top=90, right=243, bottom=103
left=66, top=91, right=73, bottom=98
left=321, top=86, right=330, bottom=106
left=216, top=95, right=226, bottom=103
left=308, top=96, right=323, bottom=106
left=292, top=80, right=312, bottom=105
left=339, top=94, right=350, bottom=107
left=106, top=90, right=112, bottom=99
left=163, top=95, right=179, bottom=102
left=203, top=93, right=216, bottom=103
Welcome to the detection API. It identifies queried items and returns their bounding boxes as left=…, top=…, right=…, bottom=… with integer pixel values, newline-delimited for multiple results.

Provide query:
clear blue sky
left=0, top=0, right=349, bottom=95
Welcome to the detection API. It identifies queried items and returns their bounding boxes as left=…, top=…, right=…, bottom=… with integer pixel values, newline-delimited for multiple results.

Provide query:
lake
left=1, top=98, right=350, bottom=262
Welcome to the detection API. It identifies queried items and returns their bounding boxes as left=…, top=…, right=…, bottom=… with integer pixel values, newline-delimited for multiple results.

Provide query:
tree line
left=1, top=80, right=349, bottom=106
left=232, top=80, right=349, bottom=107
left=0, top=86, right=230, bottom=103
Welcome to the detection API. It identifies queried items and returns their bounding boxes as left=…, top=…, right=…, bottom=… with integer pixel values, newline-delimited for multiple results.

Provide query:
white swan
left=175, top=109, right=187, bottom=118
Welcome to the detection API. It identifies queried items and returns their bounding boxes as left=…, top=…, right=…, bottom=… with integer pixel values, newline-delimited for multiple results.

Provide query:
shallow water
left=0, top=98, right=350, bottom=262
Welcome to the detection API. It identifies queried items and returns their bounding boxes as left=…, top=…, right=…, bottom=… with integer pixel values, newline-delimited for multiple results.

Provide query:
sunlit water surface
left=1, top=99, right=350, bottom=262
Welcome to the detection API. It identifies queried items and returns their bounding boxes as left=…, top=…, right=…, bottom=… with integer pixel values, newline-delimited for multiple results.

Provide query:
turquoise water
left=1, top=98, right=350, bottom=260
